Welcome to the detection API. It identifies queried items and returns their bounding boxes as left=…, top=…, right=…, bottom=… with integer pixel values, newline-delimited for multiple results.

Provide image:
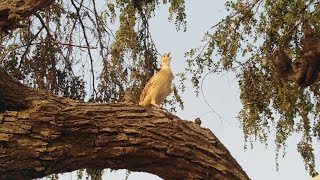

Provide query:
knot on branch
left=272, top=25, right=320, bottom=87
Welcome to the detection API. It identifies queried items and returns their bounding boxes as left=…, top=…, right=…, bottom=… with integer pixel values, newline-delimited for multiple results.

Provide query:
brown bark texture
left=0, top=0, right=53, bottom=33
left=0, top=67, right=250, bottom=180
left=272, top=23, right=320, bottom=87
left=0, top=0, right=250, bottom=179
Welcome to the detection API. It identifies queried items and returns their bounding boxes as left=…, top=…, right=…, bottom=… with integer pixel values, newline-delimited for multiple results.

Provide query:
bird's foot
left=152, top=106, right=174, bottom=117
left=151, top=106, right=167, bottom=111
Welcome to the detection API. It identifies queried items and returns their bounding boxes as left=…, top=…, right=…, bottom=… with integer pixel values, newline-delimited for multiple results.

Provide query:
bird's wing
left=139, top=73, right=159, bottom=102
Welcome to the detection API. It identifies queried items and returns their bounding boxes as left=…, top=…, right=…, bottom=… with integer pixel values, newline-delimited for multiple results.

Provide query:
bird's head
left=161, top=52, right=172, bottom=67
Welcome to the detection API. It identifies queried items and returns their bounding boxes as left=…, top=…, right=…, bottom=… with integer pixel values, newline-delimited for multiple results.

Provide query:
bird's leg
left=151, top=102, right=169, bottom=113
left=151, top=102, right=162, bottom=110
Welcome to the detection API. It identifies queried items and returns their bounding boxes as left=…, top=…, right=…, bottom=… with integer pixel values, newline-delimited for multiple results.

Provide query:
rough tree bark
left=272, top=22, right=320, bottom=87
left=0, top=0, right=250, bottom=179
left=0, top=67, right=250, bottom=179
left=0, top=0, right=53, bottom=36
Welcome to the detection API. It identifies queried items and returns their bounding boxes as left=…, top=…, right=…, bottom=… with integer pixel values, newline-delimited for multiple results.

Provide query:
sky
left=55, top=1, right=318, bottom=180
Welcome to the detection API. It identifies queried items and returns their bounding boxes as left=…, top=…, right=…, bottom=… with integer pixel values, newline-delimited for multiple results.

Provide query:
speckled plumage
left=139, top=53, right=173, bottom=108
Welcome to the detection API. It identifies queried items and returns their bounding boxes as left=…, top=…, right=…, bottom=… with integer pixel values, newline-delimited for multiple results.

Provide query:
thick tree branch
left=0, top=1, right=250, bottom=179
left=0, top=67, right=250, bottom=180
left=272, top=24, right=320, bottom=87
left=0, top=0, right=53, bottom=35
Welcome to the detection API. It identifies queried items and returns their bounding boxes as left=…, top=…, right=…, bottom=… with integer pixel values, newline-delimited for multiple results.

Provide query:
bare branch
left=71, top=0, right=97, bottom=99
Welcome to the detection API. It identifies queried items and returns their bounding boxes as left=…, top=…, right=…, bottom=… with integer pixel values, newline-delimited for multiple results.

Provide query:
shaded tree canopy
left=0, top=0, right=249, bottom=179
left=184, top=0, right=320, bottom=176
left=1, top=0, right=320, bottom=178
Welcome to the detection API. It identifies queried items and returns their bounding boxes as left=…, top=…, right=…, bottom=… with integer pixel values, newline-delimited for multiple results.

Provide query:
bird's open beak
left=168, top=52, right=171, bottom=56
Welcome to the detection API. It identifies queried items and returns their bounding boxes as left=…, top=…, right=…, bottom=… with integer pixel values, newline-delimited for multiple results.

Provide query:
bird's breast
left=154, top=69, right=173, bottom=95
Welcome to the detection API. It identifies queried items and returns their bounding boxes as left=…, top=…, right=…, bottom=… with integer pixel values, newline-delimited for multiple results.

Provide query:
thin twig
left=18, top=26, right=44, bottom=70
left=16, top=42, right=97, bottom=49
left=34, top=12, right=76, bottom=78
left=200, top=69, right=224, bottom=122
left=92, top=0, right=105, bottom=57
left=211, top=0, right=262, bottom=30
left=71, top=0, right=97, bottom=99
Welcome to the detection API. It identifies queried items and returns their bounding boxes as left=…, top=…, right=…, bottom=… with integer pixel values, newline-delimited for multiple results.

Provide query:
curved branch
left=0, top=1, right=250, bottom=179
left=0, top=0, right=53, bottom=35
left=0, top=67, right=250, bottom=180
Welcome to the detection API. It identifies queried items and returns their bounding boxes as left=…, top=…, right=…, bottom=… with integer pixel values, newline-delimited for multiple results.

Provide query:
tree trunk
left=0, top=67, right=250, bottom=180
left=0, top=0, right=53, bottom=33
left=272, top=24, right=320, bottom=87
left=0, top=0, right=250, bottom=179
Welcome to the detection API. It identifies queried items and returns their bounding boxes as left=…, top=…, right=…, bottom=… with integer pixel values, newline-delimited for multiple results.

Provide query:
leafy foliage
left=185, top=0, right=320, bottom=176
left=0, top=0, right=186, bottom=178
left=2, top=0, right=320, bottom=177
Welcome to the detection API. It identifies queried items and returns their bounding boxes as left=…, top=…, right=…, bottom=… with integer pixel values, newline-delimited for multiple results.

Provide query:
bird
left=195, top=118, right=202, bottom=126
left=139, top=52, right=173, bottom=109
left=311, top=175, right=320, bottom=180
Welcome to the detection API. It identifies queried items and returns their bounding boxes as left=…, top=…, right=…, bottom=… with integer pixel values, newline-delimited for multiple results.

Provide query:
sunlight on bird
left=311, top=175, right=320, bottom=180
left=139, top=52, right=173, bottom=110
